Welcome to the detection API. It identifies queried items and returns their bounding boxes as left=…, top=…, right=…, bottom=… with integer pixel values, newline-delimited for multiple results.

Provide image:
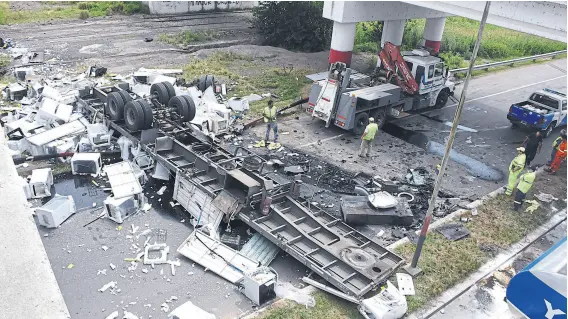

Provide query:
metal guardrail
left=449, top=50, right=567, bottom=74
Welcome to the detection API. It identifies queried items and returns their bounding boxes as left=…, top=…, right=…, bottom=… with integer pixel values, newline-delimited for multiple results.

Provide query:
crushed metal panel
left=211, top=190, right=239, bottom=214
left=173, top=173, right=224, bottom=229
left=104, top=161, right=143, bottom=198
left=27, top=118, right=88, bottom=147
left=240, top=195, right=404, bottom=298
left=240, top=233, right=280, bottom=266
left=177, top=230, right=259, bottom=284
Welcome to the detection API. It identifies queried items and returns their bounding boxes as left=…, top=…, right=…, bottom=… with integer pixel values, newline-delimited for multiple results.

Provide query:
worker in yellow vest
left=261, top=100, right=280, bottom=149
left=359, top=117, right=378, bottom=158
left=513, top=166, right=536, bottom=211
left=505, top=147, right=526, bottom=196
left=548, top=129, right=567, bottom=165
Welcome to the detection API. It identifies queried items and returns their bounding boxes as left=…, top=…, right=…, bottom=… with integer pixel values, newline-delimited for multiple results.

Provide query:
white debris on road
left=98, top=281, right=117, bottom=293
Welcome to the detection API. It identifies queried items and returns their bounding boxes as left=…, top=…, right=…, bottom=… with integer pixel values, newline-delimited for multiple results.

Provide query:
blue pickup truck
left=507, top=88, right=567, bottom=137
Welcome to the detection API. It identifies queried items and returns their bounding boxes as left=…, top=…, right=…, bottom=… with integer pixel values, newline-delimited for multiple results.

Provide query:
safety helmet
left=369, top=117, right=375, bottom=122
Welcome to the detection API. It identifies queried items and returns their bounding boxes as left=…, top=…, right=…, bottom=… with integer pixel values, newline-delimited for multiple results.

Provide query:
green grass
left=0, top=53, right=11, bottom=68
left=257, top=292, right=361, bottom=319
left=354, top=16, right=567, bottom=62
left=0, top=1, right=148, bottom=25
left=395, top=166, right=567, bottom=313
left=158, top=30, right=220, bottom=47
left=182, top=52, right=311, bottom=114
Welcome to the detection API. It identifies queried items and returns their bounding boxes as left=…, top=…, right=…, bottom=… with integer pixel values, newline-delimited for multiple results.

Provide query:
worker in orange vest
left=546, top=132, right=567, bottom=174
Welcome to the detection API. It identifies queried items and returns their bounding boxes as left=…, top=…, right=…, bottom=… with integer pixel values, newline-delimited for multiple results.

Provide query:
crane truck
left=306, top=42, right=456, bottom=134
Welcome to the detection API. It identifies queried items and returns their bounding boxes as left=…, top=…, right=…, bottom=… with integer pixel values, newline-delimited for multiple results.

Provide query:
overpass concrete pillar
left=329, top=21, right=356, bottom=66
left=422, top=17, right=446, bottom=54
left=381, top=19, right=406, bottom=48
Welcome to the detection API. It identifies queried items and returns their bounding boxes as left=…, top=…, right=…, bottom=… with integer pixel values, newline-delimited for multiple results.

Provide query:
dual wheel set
left=106, top=81, right=198, bottom=131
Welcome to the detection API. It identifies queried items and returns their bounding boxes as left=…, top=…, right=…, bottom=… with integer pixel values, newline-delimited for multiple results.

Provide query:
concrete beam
left=402, top=1, right=567, bottom=42
left=0, top=134, right=70, bottom=318
left=323, top=1, right=452, bottom=23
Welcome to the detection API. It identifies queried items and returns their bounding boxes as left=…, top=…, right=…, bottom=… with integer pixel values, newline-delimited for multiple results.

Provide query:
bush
left=252, top=1, right=332, bottom=52
left=79, top=11, right=89, bottom=20
left=439, top=52, right=466, bottom=70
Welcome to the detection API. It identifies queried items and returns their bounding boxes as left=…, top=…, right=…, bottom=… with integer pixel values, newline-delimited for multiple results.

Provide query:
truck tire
left=168, top=96, right=195, bottom=122
left=136, top=100, right=153, bottom=129
left=371, top=108, right=387, bottom=129
left=205, top=75, right=215, bottom=91
left=544, top=121, right=556, bottom=138
left=124, top=100, right=146, bottom=131
left=198, top=75, right=207, bottom=92
left=162, top=81, right=176, bottom=100
left=107, top=92, right=126, bottom=121
left=180, top=95, right=196, bottom=122
left=150, top=82, right=170, bottom=105
left=118, top=90, right=133, bottom=103
left=352, top=112, right=369, bottom=136
left=435, top=89, right=449, bottom=109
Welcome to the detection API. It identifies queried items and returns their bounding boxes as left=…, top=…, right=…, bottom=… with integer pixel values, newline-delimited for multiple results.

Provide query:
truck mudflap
left=312, top=79, right=339, bottom=127
left=240, top=196, right=404, bottom=299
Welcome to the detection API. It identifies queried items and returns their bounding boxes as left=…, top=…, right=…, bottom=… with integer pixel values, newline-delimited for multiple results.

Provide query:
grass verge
left=182, top=52, right=312, bottom=114
left=0, top=1, right=148, bottom=25
left=158, top=30, right=220, bottom=47
left=396, top=165, right=567, bottom=313
left=256, top=292, right=360, bottom=319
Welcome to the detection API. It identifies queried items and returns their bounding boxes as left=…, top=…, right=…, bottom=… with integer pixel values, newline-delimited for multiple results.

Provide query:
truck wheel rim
left=109, top=100, right=117, bottom=114
left=126, top=108, right=135, bottom=124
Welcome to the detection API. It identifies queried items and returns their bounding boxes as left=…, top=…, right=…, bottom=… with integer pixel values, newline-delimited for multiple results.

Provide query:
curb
left=407, top=208, right=567, bottom=319
left=388, top=165, right=548, bottom=250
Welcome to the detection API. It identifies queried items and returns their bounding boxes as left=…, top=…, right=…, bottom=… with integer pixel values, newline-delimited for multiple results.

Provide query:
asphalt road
left=264, top=58, right=567, bottom=200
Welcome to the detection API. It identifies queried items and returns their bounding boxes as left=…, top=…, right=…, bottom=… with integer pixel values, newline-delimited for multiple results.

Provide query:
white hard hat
left=517, top=147, right=525, bottom=152
left=369, top=117, right=375, bottom=122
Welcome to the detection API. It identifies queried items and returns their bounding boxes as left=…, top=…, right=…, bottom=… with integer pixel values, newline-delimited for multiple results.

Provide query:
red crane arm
left=378, top=42, right=419, bottom=95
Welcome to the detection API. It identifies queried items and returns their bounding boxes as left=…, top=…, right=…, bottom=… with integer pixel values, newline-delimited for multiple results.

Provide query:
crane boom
left=378, top=42, right=420, bottom=95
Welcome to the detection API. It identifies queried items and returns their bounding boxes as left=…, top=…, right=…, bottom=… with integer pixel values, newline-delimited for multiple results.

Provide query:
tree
left=252, top=2, right=333, bottom=52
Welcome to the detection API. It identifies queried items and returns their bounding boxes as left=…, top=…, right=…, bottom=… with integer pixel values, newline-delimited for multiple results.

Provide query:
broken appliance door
left=177, top=230, right=260, bottom=284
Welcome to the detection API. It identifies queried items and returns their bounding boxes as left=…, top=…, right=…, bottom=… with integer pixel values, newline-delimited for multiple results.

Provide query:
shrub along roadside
left=354, top=16, right=567, bottom=64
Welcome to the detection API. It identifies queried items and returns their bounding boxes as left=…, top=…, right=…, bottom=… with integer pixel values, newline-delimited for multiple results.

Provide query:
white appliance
left=243, top=267, right=277, bottom=306
left=36, top=194, right=76, bottom=228
left=29, top=168, right=53, bottom=199
left=71, top=152, right=102, bottom=175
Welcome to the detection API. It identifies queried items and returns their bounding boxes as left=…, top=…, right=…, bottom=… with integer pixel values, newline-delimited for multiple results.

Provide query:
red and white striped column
left=422, top=17, right=446, bottom=54
left=329, top=21, right=356, bottom=66
left=381, top=19, right=406, bottom=48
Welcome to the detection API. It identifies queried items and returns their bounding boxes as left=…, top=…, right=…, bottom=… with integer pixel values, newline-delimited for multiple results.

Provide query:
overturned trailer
left=78, top=82, right=404, bottom=299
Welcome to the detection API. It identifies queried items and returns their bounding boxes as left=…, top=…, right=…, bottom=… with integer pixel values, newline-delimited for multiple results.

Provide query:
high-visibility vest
left=364, top=123, right=379, bottom=140
left=263, top=106, right=277, bottom=123
left=517, top=171, right=535, bottom=194
left=553, top=136, right=563, bottom=150
left=510, top=154, right=526, bottom=172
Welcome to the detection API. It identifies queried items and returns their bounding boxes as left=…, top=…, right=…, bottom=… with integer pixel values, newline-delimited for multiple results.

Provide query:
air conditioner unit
left=36, top=194, right=76, bottom=228
left=29, top=168, right=53, bottom=199
left=71, top=152, right=102, bottom=175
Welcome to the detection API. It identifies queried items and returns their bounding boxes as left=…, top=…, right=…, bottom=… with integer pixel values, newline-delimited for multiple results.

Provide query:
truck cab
left=507, top=88, right=567, bottom=137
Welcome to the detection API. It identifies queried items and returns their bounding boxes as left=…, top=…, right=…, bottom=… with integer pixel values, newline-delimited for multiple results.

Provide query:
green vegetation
left=0, top=54, right=11, bottom=68
left=0, top=1, right=148, bottom=25
left=158, top=30, right=220, bottom=47
left=258, top=292, right=360, bottom=319
left=182, top=52, right=311, bottom=114
left=252, top=1, right=333, bottom=52
left=355, top=16, right=567, bottom=65
left=396, top=166, right=567, bottom=313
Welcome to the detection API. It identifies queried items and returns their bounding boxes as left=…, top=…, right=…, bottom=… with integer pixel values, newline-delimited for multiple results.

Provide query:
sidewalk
left=431, top=221, right=566, bottom=319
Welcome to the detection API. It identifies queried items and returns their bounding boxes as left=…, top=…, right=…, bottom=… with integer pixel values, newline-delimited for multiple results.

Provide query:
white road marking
left=443, top=121, right=479, bottom=132
left=298, top=133, right=345, bottom=148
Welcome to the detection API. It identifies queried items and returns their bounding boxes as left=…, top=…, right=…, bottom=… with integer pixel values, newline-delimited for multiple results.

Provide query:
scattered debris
left=161, top=303, right=170, bottom=313
left=358, top=281, right=407, bottom=319
left=274, top=282, right=315, bottom=307
left=109, top=263, right=116, bottom=270
left=395, top=273, right=415, bottom=296
left=157, top=186, right=167, bottom=195
left=144, top=243, right=169, bottom=265
left=168, top=300, right=216, bottom=319
left=104, top=311, right=119, bottom=319
left=405, top=168, right=428, bottom=186
left=98, top=281, right=117, bottom=293
left=437, top=223, right=470, bottom=241
left=534, top=192, right=558, bottom=203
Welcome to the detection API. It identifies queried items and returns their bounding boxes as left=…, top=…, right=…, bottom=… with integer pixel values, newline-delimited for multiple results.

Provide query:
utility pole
left=403, top=1, right=492, bottom=276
